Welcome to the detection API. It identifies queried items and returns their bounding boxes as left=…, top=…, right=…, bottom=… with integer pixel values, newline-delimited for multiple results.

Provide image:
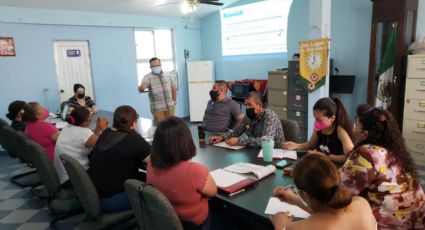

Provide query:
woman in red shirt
left=147, top=116, right=217, bottom=229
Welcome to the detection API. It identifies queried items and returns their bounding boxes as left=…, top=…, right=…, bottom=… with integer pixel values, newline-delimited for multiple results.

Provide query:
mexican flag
left=375, top=28, right=396, bottom=109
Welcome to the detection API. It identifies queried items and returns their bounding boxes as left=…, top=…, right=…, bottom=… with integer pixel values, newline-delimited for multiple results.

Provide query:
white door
left=187, top=61, right=215, bottom=122
left=53, top=41, right=95, bottom=102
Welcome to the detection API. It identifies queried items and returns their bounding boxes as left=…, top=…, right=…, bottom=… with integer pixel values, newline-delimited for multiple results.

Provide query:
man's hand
left=209, top=135, right=224, bottom=144
left=225, top=137, right=240, bottom=146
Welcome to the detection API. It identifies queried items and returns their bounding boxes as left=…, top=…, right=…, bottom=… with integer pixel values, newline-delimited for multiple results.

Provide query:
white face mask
left=152, top=66, right=162, bottom=75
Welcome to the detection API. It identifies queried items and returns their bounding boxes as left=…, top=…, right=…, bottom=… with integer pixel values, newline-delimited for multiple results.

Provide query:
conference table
left=55, top=110, right=300, bottom=227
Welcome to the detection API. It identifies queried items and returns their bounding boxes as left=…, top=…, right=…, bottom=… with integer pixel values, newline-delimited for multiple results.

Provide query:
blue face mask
left=152, top=66, right=162, bottom=75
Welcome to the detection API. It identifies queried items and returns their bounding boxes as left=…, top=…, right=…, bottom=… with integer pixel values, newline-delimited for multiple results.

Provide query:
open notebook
left=257, top=149, right=297, bottom=160
left=213, top=142, right=245, bottom=150
left=211, top=163, right=276, bottom=195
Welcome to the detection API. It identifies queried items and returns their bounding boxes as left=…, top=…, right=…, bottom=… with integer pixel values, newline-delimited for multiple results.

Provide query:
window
left=134, top=29, right=176, bottom=84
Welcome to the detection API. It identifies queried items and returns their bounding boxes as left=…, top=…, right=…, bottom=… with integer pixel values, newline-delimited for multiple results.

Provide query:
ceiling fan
left=157, top=0, right=224, bottom=7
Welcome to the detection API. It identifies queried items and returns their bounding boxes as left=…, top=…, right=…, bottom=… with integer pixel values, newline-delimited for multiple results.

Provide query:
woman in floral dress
left=340, top=107, right=425, bottom=229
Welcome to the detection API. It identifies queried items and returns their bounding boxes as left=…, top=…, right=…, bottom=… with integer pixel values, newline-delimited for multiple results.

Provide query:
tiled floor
left=0, top=151, right=133, bottom=230
left=1, top=150, right=425, bottom=229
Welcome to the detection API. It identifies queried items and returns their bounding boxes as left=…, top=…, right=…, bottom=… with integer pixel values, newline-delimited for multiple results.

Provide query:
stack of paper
left=213, top=142, right=245, bottom=150
left=258, top=149, right=297, bottom=160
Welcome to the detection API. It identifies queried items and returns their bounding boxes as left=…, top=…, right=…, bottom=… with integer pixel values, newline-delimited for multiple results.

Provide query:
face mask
left=77, top=93, right=85, bottom=99
left=246, top=108, right=256, bottom=120
left=314, top=119, right=330, bottom=131
left=152, top=66, right=162, bottom=75
left=40, top=109, right=50, bottom=120
left=209, top=90, right=220, bottom=101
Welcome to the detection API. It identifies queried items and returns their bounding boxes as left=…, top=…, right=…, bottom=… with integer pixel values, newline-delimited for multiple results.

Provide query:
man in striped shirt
left=139, top=57, right=177, bottom=123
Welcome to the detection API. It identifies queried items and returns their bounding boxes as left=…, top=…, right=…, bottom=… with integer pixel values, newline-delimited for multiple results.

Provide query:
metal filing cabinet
left=403, top=55, right=425, bottom=166
left=288, top=60, right=309, bottom=142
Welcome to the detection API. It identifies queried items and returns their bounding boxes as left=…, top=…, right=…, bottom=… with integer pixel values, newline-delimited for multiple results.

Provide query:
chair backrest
left=24, top=139, right=60, bottom=196
left=0, top=125, right=20, bottom=158
left=60, top=154, right=101, bottom=218
left=0, top=117, right=9, bottom=127
left=124, top=179, right=183, bottom=230
left=280, top=119, right=300, bottom=142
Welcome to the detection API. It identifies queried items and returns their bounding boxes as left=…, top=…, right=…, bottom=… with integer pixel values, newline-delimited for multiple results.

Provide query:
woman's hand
left=270, top=212, right=294, bottom=230
left=96, top=117, right=109, bottom=131
left=282, top=141, right=298, bottom=150
left=273, top=186, right=299, bottom=205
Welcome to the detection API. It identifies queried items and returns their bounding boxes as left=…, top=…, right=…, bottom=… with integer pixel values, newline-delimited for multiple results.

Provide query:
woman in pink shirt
left=23, top=102, right=60, bottom=162
left=147, top=116, right=217, bottom=229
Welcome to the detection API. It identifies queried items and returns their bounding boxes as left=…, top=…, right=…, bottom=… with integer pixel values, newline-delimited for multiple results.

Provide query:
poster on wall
left=299, top=38, right=329, bottom=92
left=0, top=37, right=16, bottom=56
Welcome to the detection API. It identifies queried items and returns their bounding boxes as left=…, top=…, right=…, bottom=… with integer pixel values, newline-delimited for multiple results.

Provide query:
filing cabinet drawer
left=288, top=61, right=300, bottom=74
left=269, top=106, right=287, bottom=120
left=268, top=90, right=288, bottom=107
left=405, top=140, right=425, bottom=166
left=404, top=79, right=425, bottom=99
left=297, top=128, right=308, bottom=143
left=288, top=77, right=308, bottom=95
left=287, top=94, right=308, bottom=111
left=268, top=71, right=288, bottom=90
left=287, top=110, right=308, bottom=128
left=407, top=55, right=425, bottom=79
left=402, top=120, right=425, bottom=142
left=403, top=98, right=425, bottom=121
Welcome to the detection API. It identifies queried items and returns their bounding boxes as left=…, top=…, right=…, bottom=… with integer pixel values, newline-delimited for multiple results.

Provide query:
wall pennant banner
left=298, top=38, right=329, bottom=92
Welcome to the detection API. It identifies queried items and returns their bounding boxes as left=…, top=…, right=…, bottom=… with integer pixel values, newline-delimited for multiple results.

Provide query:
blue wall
left=330, top=0, right=372, bottom=116
left=0, top=6, right=202, bottom=121
left=200, top=0, right=310, bottom=81
left=417, top=0, right=425, bottom=41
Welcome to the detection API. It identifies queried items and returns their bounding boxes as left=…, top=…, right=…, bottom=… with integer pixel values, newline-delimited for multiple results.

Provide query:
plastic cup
left=261, top=136, right=274, bottom=162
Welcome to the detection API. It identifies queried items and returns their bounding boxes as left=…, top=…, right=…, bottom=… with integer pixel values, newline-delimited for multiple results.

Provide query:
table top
left=53, top=111, right=295, bottom=221
left=189, top=125, right=295, bottom=221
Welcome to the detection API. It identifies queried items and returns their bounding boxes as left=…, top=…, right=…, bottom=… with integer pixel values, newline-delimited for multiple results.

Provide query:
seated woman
left=6, top=100, right=26, bottom=132
left=340, top=107, right=425, bottom=229
left=23, top=102, right=60, bottom=162
left=272, top=154, right=376, bottom=230
left=147, top=117, right=217, bottom=228
left=54, top=107, right=109, bottom=189
left=283, top=97, right=354, bottom=164
left=88, top=105, right=151, bottom=213
left=68, top=83, right=97, bottom=113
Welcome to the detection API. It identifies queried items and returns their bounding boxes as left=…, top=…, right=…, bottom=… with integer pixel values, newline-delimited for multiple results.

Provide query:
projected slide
left=220, top=0, right=293, bottom=56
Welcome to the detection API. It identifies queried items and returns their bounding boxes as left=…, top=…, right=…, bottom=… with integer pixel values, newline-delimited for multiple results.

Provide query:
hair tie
left=326, top=185, right=339, bottom=200
left=69, top=115, right=76, bottom=124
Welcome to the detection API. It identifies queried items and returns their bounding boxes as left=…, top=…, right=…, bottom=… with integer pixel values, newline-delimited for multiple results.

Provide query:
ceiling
left=0, top=0, right=240, bottom=18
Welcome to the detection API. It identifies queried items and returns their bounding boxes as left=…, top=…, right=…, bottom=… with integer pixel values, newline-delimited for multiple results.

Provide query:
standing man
left=139, top=57, right=177, bottom=123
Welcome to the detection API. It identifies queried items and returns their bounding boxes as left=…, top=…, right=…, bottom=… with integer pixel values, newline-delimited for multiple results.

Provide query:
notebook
left=210, top=163, right=276, bottom=195
left=264, top=197, right=310, bottom=218
left=257, top=149, right=297, bottom=160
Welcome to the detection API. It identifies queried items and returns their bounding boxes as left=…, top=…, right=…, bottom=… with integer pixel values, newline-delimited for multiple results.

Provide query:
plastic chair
left=60, top=154, right=134, bottom=229
left=280, top=119, right=300, bottom=142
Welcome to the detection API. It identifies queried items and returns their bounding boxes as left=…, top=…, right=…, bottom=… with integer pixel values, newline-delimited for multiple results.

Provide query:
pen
left=229, top=189, right=245, bottom=197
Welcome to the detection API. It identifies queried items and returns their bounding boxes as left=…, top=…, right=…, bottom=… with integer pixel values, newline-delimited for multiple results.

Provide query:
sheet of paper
left=213, top=142, right=246, bottom=150
left=258, top=149, right=297, bottom=160
left=210, top=169, right=247, bottom=187
left=264, top=197, right=310, bottom=219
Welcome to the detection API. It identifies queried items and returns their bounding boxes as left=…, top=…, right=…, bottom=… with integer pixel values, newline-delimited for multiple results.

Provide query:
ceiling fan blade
left=199, top=1, right=224, bottom=6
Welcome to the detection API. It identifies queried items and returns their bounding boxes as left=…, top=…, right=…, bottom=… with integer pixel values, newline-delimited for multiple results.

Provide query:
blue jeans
left=100, top=192, right=132, bottom=213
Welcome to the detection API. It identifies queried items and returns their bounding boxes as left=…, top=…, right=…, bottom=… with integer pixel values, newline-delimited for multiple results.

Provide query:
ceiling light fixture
left=180, top=0, right=198, bottom=14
